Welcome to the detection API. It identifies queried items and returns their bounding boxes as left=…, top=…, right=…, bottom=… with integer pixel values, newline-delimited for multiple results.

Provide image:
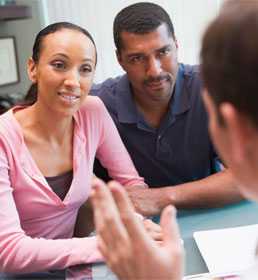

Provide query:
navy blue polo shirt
left=91, top=64, right=219, bottom=187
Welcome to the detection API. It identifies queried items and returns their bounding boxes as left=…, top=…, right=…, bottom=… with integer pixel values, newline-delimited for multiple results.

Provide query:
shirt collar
left=116, top=64, right=192, bottom=123
left=169, top=63, right=191, bottom=116
left=116, top=75, right=139, bottom=123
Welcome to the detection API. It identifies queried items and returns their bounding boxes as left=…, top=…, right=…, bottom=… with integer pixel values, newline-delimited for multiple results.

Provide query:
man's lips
left=145, top=79, right=168, bottom=89
left=144, top=75, right=171, bottom=88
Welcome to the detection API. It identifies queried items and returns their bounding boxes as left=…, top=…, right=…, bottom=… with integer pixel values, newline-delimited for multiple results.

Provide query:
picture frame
left=0, top=36, right=19, bottom=87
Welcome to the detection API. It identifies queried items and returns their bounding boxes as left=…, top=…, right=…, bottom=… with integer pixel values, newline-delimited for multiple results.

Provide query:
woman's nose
left=64, top=70, right=80, bottom=88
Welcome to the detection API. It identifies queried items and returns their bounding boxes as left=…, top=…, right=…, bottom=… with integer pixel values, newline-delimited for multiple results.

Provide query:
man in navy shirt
left=92, top=2, right=244, bottom=215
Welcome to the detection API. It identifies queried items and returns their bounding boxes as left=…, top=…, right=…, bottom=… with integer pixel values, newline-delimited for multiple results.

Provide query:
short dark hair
left=113, top=2, right=175, bottom=52
left=201, top=2, right=258, bottom=128
left=25, top=22, right=97, bottom=105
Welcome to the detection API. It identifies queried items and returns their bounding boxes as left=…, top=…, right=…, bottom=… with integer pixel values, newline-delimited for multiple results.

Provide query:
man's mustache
left=144, top=74, right=171, bottom=85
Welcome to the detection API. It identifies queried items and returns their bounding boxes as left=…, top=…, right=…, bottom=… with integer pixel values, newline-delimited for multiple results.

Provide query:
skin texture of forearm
left=166, top=169, right=244, bottom=209
left=125, top=169, right=245, bottom=216
left=73, top=188, right=163, bottom=240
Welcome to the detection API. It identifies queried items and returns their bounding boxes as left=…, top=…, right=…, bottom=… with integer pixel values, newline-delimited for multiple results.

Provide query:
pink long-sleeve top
left=0, top=96, right=145, bottom=273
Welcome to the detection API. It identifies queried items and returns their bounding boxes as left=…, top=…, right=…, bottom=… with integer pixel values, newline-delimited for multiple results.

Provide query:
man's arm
left=125, top=169, right=245, bottom=216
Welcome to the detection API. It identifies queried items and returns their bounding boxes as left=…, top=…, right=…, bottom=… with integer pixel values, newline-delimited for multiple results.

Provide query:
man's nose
left=146, top=57, right=162, bottom=77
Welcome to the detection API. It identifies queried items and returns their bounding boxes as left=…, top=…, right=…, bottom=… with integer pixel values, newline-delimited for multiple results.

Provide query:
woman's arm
left=95, top=98, right=146, bottom=188
left=0, top=148, right=102, bottom=273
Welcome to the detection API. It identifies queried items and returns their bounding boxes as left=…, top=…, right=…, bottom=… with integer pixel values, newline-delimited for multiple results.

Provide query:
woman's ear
left=27, top=57, right=37, bottom=83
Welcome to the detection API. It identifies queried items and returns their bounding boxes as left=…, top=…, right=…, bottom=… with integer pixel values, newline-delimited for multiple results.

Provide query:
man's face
left=203, top=90, right=258, bottom=201
left=117, top=23, right=179, bottom=104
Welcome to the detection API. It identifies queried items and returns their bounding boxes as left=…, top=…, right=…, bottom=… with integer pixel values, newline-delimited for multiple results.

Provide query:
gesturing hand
left=91, top=178, right=184, bottom=280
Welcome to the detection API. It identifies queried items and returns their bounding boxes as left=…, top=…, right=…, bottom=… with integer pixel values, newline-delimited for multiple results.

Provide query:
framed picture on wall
left=0, top=37, right=19, bottom=87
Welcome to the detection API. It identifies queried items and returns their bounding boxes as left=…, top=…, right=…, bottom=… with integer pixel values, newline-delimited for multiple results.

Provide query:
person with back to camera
left=0, top=21, right=162, bottom=279
left=91, top=1, right=258, bottom=279
left=92, top=2, right=244, bottom=216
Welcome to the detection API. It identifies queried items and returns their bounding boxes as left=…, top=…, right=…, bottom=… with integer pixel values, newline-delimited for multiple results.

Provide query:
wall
left=0, top=0, right=225, bottom=91
left=0, top=0, right=45, bottom=98
left=45, top=0, right=224, bottom=83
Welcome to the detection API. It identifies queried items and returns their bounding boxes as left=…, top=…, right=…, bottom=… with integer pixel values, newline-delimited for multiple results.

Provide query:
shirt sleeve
left=209, top=137, right=225, bottom=172
left=95, top=98, right=146, bottom=187
left=0, top=147, right=102, bottom=273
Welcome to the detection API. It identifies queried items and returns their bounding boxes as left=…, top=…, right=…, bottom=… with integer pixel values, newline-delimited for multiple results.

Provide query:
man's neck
left=133, top=94, right=171, bottom=129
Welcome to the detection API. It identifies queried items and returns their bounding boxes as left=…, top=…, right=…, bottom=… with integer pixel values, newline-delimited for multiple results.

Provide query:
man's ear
left=27, top=57, right=37, bottom=83
left=173, top=37, right=179, bottom=50
left=116, top=49, right=126, bottom=71
left=116, top=49, right=122, bottom=65
left=220, top=103, right=255, bottom=163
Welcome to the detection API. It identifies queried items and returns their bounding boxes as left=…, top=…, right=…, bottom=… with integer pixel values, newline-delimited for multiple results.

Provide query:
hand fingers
left=108, top=181, right=149, bottom=242
left=160, top=205, right=184, bottom=277
left=145, top=231, right=163, bottom=241
left=160, top=205, right=182, bottom=250
left=143, top=219, right=162, bottom=233
left=91, top=178, right=129, bottom=251
left=97, top=235, right=129, bottom=278
left=91, top=178, right=112, bottom=229
left=143, top=219, right=163, bottom=241
left=109, top=181, right=136, bottom=214
left=96, top=235, right=108, bottom=261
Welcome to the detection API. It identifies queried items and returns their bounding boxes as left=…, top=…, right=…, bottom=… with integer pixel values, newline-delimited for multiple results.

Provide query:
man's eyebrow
left=126, top=52, right=145, bottom=58
left=125, top=44, right=172, bottom=59
left=126, top=44, right=172, bottom=57
left=156, top=44, right=172, bottom=52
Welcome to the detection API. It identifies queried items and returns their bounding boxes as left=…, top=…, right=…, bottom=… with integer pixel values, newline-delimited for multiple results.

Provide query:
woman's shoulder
left=79, top=96, right=107, bottom=117
left=82, top=95, right=105, bottom=109
left=0, top=109, right=17, bottom=136
left=0, top=109, right=23, bottom=152
left=75, top=96, right=112, bottom=136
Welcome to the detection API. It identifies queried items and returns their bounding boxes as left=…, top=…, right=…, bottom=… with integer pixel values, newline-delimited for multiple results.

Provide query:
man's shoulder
left=91, top=75, right=126, bottom=97
left=180, top=64, right=202, bottom=93
left=92, top=76, right=117, bottom=90
left=181, top=64, right=200, bottom=79
left=90, top=75, right=129, bottom=115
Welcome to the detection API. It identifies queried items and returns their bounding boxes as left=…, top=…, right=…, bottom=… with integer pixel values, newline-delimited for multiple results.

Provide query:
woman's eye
left=80, top=65, right=92, bottom=74
left=52, top=61, right=66, bottom=70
